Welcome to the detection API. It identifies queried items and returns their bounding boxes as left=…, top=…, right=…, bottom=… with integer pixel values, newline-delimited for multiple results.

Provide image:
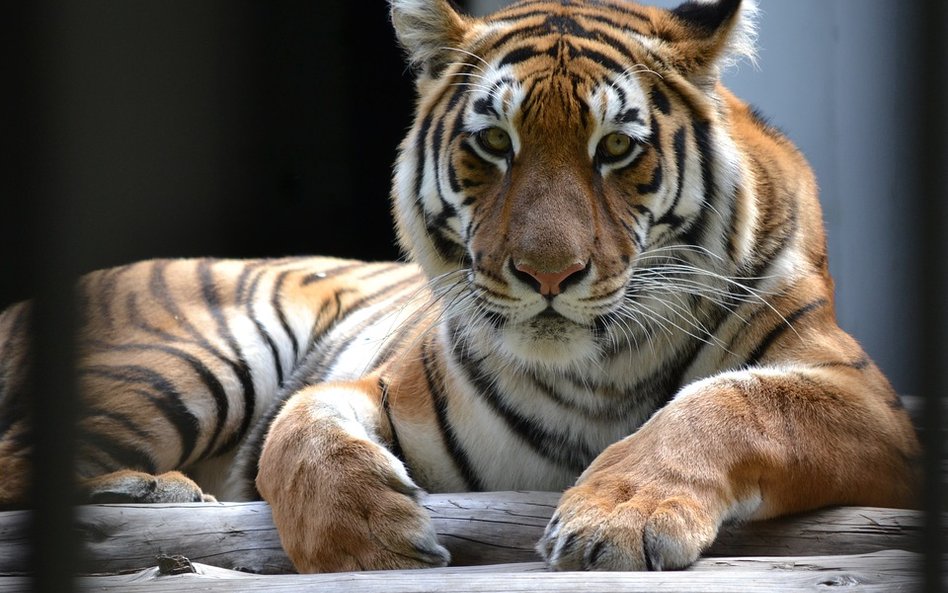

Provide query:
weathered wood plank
left=0, top=492, right=932, bottom=575
left=0, top=510, right=28, bottom=576
left=0, top=550, right=919, bottom=593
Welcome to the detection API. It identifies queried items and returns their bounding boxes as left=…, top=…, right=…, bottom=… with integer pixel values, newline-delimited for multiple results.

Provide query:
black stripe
left=813, top=356, right=870, bottom=371
left=472, top=96, right=498, bottom=118
left=498, top=45, right=538, bottom=68
left=94, top=266, right=126, bottom=331
left=745, top=299, right=829, bottom=366
left=427, top=222, right=469, bottom=266
left=448, top=160, right=463, bottom=194
left=429, top=108, right=466, bottom=262
left=572, top=46, right=626, bottom=74
left=650, top=87, right=671, bottom=115
left=431, top=112, right=449, bottom=212
left=233, top=260, right=260, bottom=304
left=87, top=340, right=231, bottom=458
left=126, top=291, right=169, bottom=340
left=739, top=155, right=800, bottom=282
left=412, top=112, right=434, bottom=210
left=481, top=23, right=541, bottom=53
left=379, top=379, right=407, bottom=466
left=528, top=373, right=631, bottom=421
left=271, top=270, right=300, bottom=362
left=237, top=397, right=289, bottom=501
left=85, top=405, right=156, bottom=440
left=411, top=109, right=468, bottom=264
left=677, top=118, right=717, bottom=248
left=80, top=365, right=201, bottom=467
left=452, top=331, right=595, bottom=473
left=636, top=162, right=664, bottom=195
left=305, top=287, right=356, bottom=349
left=422, top=341, right=483, bottom=490
left=618, top=108, right=641, bottom=124
left=197, top=260, right=258, bottom=442
left=580, top=2, right=650, bottom=23
left=78, top=424, right=159, bottom=476
left=246, top=268, right=285, bottom=388
left=654, top=126, right=689, bottom=232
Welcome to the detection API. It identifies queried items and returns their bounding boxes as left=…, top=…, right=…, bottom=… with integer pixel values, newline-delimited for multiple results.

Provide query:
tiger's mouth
left=524, top=306, right=587, bottom=337
left=496, top=303, right=601, bottom=367
left=535, top=307, right=564, bottom=321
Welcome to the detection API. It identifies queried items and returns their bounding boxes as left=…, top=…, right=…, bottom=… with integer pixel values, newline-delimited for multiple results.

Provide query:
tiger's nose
left=512, top=261, right=588, bottom=296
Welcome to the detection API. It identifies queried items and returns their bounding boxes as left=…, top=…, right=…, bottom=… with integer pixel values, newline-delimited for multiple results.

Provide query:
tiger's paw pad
left=537, top=484, right=718, bottom=571
left=84, top=470, right=213, bottom=504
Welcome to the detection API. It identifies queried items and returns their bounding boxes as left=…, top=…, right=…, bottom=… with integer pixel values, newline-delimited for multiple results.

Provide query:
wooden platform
left=0, top=491, right=939, bottom=592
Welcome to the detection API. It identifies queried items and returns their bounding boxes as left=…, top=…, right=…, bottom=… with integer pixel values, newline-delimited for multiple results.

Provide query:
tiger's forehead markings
left=463, top=6, right=666, bottom=130
left=482, top=4, right=655, bottom=73
left=491, top=16, right=628, bottom=75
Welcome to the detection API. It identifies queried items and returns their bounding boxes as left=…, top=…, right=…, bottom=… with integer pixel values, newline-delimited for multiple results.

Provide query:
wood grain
left=0, top=492, right=931, bottom=575
left=0, top=551, right=921, bottom=593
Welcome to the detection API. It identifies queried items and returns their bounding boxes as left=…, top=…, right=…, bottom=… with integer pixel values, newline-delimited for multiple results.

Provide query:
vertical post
left=917, top=1, right=946, bottom=592
left=19, top=2, right=260, bottom=591
left=26, top=2, right=81, bottom=591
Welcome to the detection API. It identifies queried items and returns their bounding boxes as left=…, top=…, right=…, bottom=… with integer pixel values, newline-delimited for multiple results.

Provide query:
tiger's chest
left=313, top=312, right=703, bottom=493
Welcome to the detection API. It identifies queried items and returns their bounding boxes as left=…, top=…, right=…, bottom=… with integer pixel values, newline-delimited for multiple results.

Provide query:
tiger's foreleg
left=538, top=366, right=921, bottom=571
left=255, top=377, right=449, bottom=573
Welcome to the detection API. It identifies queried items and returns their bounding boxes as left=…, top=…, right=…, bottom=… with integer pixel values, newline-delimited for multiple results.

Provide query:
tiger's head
left=390, top=0, right=759, bottom=372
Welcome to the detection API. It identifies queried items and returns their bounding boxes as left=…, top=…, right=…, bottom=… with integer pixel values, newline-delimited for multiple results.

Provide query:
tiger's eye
left=598, top=132, right=634, bottom=160
left=477, top=127, right=512, bottom=156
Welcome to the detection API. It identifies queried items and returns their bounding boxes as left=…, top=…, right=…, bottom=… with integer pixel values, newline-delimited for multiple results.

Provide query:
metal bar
left=916, top=0, right=946, bottom=591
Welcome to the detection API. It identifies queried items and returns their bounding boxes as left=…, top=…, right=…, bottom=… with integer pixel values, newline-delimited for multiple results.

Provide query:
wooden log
left=0, top=510, right=28, bottom=577
left=0, top=550, right=922, bottom=593
left=0, top=492, right=932, bottom=575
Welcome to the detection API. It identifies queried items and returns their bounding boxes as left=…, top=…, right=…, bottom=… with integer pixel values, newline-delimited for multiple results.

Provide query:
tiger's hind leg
left=82, top=469, right=217, bottom=504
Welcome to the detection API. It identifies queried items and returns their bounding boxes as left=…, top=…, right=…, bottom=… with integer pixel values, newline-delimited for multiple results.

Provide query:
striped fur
left=0, top=0, right=920, bottom=574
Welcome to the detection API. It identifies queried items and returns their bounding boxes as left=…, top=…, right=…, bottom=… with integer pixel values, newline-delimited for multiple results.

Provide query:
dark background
left=3, top=1, right=477, bottom=310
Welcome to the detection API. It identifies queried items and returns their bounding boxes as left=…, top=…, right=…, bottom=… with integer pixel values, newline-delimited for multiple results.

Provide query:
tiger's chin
left=497, top=312, right=599, bottom=370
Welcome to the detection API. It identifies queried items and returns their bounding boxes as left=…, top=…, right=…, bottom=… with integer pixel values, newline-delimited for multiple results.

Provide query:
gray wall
left=469, top=0, right=921, bottom=394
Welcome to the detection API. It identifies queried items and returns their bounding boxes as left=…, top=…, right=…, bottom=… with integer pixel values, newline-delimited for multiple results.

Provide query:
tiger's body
left=0, top=258, right=431, bottom=503
left=0, top=0, right=920, bottom=574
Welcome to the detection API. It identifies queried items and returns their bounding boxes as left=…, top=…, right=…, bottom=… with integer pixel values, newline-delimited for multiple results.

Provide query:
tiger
left=0, top=0, right=921, bottom=574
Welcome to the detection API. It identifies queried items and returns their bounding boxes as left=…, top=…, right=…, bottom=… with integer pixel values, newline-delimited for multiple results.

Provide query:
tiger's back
left=0, top=257, right=429, bottom=503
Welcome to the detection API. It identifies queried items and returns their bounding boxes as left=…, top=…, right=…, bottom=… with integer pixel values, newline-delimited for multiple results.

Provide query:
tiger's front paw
left=537, top=478, right=722, bottom=571
left=257, top=431, right=449, bottom=573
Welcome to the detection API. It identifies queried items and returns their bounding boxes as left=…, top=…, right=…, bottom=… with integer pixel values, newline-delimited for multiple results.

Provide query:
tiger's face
left=392, top=0, right=756, bottom=370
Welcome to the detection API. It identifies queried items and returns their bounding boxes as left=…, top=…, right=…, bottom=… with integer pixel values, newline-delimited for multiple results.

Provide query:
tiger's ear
left=390, top=0, right=468, bottom=77
left=653, top=0, right=758, bottom=86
